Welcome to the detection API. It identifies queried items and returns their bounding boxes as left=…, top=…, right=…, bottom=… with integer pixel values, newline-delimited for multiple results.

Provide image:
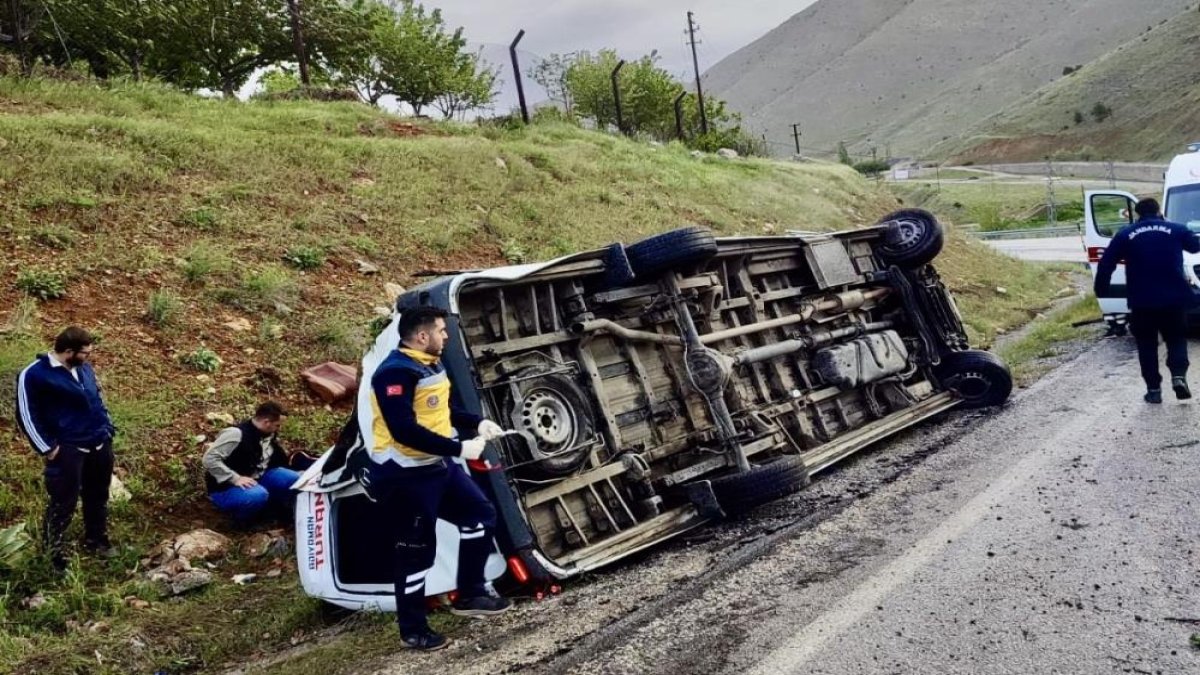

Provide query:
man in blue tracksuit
left=365, top=306, right=511, bottom=651
left=1095, top=198, right=1200, bottom=403
left=15, top=326, right=117, bottom=570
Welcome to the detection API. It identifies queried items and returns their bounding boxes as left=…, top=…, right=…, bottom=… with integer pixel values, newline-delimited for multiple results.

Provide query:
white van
left=1084, top=144, right=1200, bottom=333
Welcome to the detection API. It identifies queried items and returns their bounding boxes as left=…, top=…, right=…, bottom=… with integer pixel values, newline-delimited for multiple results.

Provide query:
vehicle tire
left=877, top=209, right=944, bottom=268
left=709, top=455, right=810, bottom=516
left=498, top=367, right=596, bottom=477
left=625, top=226, right=718, bottom=279
left=936, top=349, right=1013, bottom=408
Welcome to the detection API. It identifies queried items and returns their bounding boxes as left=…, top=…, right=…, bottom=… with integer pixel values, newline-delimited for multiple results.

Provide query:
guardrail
left=971, top=224, right=1082, bottom=240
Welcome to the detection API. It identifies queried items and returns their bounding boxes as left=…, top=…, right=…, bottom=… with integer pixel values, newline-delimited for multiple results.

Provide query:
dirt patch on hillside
left=949, top=129, right=1122, bottom=164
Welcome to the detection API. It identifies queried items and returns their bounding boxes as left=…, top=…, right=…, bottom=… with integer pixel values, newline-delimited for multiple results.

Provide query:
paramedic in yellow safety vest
left=366, top=305, right=510, bottom=651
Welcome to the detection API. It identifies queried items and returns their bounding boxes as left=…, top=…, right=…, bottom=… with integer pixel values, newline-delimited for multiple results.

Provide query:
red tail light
left=507, top=556, right=530, bottom=584
left=1087, top=246, right=1105, bottom=264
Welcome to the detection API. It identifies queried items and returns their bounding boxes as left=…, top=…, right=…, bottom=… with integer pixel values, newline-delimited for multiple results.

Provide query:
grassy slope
left=942, top=7, right=1200, bottom=163
left=0, top=78, right=1067, bottom=674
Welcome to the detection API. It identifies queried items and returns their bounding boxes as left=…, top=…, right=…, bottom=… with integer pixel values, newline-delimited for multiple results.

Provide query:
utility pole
left=686, top=11, right=708, bottom=135
left=791, top=123, right=802, bottom=155
left=1045, top=160, right=1057, bottom=226
left=286, top=0, right=311, bottom=86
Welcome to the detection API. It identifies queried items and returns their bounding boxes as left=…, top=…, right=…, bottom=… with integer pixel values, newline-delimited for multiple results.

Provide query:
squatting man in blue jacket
left=1095, top=197, right=1200, bottom=403
left=364, top=306, right=511, bottom=651
left=15, top=326, right=117, bottom=571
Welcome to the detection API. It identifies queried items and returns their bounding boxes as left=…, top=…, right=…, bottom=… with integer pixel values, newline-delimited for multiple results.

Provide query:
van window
left=1166, top=184, right=1200, bottom=229
left=1091, top=193, right=1132, bottom=237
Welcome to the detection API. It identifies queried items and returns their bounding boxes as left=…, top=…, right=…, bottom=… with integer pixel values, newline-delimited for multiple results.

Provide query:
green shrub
left=146, top=289, right=182, bottom=327
left=259, top=315, right=285, bottom=342
left=852, top=159, right=891, bottom=176
left=33, top=225, right=78, bottom=250
left=180, top=241, right=233, bottom=283
left=347, top=235, right=380, bottom=255
left=500, top=238, right=528, bottom=264
left=181, top=207, right=220, bottom=231
left=1091, top=102, right=1113, bottom=123
left=367, top=314, right=392, bottom=339
left=16, top=268, right=67, bottom=300
left=180, top=347, right=222, bottom=372
left=241, top=265, right=298, bottom=311
left=283, top=245, right=326, bottom=270
left=0, top=522, right=31, bottom=570
left=313, top=318, right=365, bottom=362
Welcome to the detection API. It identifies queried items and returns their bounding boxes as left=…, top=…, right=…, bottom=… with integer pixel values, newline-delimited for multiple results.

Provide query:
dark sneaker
left=450, top=594, right=513, bottom=618
left=1172, top=377, right=1192, bottom=400
left=400, top=627, right=450, bottom=651
left=82, top=539, right=118, bottom=559
left=1145, top=389, right=1163, bottom=404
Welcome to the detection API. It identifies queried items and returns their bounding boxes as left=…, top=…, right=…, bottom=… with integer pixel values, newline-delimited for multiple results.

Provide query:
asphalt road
left=983, top=236, right=1087, bottom=263
left=351, top=335, right=1200, bottom=675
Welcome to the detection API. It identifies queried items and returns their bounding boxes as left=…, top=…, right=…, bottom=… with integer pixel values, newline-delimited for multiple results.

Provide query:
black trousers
left=43, top=440, right=113, bottom=561
left=1130, top=308, right=1190, bottom=389
left=366, top=460, right=498, bottom=633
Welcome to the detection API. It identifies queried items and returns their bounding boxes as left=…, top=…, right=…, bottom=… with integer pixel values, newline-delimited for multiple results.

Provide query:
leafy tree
left=529, top=52, right=575, bottom=112
left=381, top=0, right=467, bottom=115
left=431, top=50, right=499, bottom=119
left=40, top=0, right=165, bottom=80
left=1091, top=102, right=1113, bottom=123
left=151, top=0, right=294, bottom=96
left=258, top=66, right=302, bottom=96
left=0, top=0, right=43, bottom=76
left=837, top=141, right=852, bottom=165
left=333, top=0, right=394, bottom=103
left=335, top=0, right=476, bottom=114
left=564, top=49, right=745, bottom=144
left=141, top=0, right=362, bottom=96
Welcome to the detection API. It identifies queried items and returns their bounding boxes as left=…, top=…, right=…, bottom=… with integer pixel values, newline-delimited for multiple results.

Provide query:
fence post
left=510, top=30, right=530, bottom=124
left=611, top=60, right=626, bottom=135
left=674, top=91, right=687, bottom=140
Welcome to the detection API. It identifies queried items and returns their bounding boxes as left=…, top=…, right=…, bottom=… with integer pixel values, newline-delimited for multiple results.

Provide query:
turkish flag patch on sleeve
left=386, top=384, right=404, bottom=397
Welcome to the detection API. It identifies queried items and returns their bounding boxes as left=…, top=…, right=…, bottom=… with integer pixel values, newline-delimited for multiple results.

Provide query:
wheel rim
left=885, top=217, right=926, bottom=253
left=520, top=389, right=579, bottom=456
left=950, top=371, right=991, bottom=400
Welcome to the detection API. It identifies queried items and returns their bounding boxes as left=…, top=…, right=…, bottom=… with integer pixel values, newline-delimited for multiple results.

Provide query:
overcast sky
left=429, top=1, right=818, bottom=81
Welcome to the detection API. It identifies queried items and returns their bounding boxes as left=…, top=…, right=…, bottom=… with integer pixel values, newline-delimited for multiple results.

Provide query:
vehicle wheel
left=498, top=367, right=595, bottom=477
left=877, top=209, right=944, bottom=268
left=708, top=455, right=810, bottom=516
left=936, top=349, right=1013, bottom=408
left=625, top=226, right=718, bottom=279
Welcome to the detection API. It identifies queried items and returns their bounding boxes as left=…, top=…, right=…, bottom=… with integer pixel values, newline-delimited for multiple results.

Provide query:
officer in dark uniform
left=1096, top=197, right=1200, bottom=403
left=366, top=306, right=510, bottom=651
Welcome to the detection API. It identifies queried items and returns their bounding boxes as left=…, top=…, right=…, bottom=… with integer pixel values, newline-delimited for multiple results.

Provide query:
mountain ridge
left=703, top=0, right=1195, bottom=159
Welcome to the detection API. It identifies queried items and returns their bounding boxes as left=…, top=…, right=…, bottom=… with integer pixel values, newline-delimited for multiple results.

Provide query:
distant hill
left=944, top=8, right=1200, bottom=163
left=702, top=0, right=1194, bottom=160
